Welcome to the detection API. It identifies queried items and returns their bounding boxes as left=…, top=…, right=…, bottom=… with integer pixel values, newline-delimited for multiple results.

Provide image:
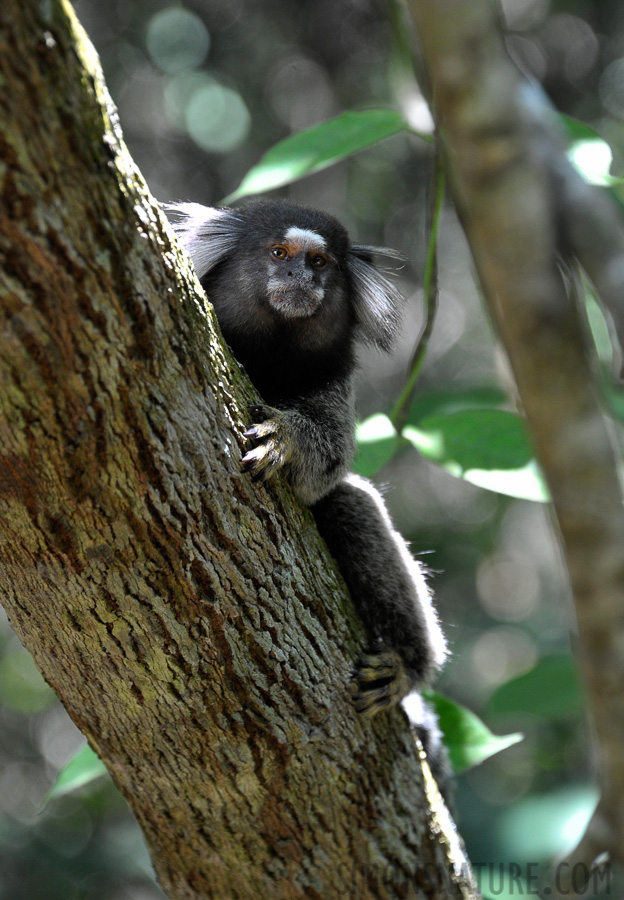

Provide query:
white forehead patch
left=284, top=226, right=326, bottom=252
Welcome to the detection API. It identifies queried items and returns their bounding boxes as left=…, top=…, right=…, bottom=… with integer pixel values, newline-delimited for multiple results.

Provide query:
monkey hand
left=242, top=404, right=296, bottom=482
left=352, top=644, right=410, bottom=717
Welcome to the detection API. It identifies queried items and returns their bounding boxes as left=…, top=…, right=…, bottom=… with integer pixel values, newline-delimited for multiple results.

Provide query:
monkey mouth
left=268, top=289, right=323, bottom=318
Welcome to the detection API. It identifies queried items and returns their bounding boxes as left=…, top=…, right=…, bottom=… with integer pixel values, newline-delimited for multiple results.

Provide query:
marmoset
left=167, top=199, right=447, bottom=716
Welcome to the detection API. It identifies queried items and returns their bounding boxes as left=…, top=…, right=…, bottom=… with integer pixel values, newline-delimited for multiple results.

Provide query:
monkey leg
left=311, top=473, right=447, bottom=716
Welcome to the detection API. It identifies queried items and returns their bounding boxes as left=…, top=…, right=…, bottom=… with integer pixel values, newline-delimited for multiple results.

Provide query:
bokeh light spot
left=185, top=83, right=251, bottom=153
left=146, top=8, right=210, bottom=74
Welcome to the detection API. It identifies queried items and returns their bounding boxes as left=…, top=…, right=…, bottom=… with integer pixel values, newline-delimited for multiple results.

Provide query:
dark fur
left=167, top=199, right=447, bottom=721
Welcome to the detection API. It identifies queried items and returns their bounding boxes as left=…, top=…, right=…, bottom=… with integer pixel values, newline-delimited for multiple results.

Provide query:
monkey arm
left=242, top=378, right=356, bottom=505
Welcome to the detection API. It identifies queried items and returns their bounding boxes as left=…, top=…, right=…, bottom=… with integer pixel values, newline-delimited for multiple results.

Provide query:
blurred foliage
left=3, top=0, right=624, bottom=897
left=223, top=108, right=416, bottom=201
left=45, top=745, right=109, bottom=805
left=426, top=692, right=523, bottom=775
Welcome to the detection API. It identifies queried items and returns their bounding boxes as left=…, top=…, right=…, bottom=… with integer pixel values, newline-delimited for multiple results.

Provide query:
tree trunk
left=0, top=2, right=476, bottom=897
left=409, top=0, right=624, bottom=885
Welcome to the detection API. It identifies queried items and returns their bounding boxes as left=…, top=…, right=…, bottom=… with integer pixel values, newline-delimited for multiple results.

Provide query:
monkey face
left=265, top=226, right=335, bottom=319
left=167, top=198, right=403, bottom=359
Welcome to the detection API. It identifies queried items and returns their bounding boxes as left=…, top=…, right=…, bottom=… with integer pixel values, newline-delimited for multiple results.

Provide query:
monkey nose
left=286, top=257, right=305, bottom=278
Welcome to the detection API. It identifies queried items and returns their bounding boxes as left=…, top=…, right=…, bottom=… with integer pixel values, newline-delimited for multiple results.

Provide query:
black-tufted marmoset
left=167, top=199, right=448, bottom=734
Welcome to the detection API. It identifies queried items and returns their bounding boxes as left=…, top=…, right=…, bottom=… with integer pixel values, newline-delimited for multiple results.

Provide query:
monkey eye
left=271, top=246, right=289, bottom=260
left=309, top=253, right=328, bottom=268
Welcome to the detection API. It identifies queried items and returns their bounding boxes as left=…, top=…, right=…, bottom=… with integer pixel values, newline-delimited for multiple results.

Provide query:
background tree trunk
left=0, top=1, right=476, bottom=897
left=410, top=0, right=624, bottom=886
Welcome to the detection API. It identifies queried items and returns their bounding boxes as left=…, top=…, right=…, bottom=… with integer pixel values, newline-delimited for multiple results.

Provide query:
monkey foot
left=352, top=647, right=410, bottom=716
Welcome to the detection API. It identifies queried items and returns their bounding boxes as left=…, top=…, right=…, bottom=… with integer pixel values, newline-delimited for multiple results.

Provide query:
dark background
left=1, top=1, right=623, bottom=897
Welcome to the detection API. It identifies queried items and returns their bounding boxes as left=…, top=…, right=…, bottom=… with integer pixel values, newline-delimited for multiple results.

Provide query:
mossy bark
left=0, top=1, right=477, bottom=898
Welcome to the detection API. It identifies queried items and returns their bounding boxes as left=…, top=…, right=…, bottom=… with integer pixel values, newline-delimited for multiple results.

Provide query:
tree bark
left=0, top=1, right=477, bottom=897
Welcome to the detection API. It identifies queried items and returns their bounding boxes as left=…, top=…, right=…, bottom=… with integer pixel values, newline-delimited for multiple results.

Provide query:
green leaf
left=425, top=692, right=523, bottom=774
left=458, top=463, right=549, bottom=502
left=601, top=376, right=624, bottom=423
left=560, top=113, right=603, bottom=143
left=47, top=743, right=109, bottom=801
left=561, top=115, right=622, bottom=187
left=406, top=386, right=509, bottom=424
left=411, top=409, right=532, bottom=469
left=568, top=139, right=617, bottom=186
left=403, top=409, right=550, bottom=502
left=488, top=654, right=583, bottom=720
left=224, top=109, right=409, bottom=201
left=353, top=413, right=399, bottom=477
left=585, top=290, right=614, bottom=364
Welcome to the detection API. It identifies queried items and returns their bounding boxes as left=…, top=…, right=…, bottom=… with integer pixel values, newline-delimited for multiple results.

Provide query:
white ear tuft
left=347, top=245, right=404, bottom=352
left=165, top=202, right=244, bottom=279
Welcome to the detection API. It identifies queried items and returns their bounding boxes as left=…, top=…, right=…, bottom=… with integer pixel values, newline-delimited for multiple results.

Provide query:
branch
left=391, top=147, right=444, bottom=431
left=0, top=1, right=477, bottom=897
left=409, top=0, right=624, bottom=878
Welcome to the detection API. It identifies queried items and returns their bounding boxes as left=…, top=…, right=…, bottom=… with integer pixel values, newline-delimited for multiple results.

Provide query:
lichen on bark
left=0, top=2, right=475, bottom=898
